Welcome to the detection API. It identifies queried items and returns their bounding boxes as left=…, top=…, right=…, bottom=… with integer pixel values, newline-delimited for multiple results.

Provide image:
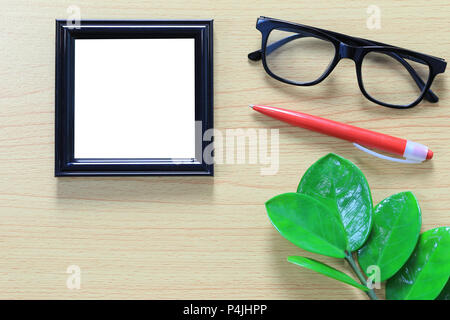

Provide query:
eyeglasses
left=248, top=17, right=446, bottom=109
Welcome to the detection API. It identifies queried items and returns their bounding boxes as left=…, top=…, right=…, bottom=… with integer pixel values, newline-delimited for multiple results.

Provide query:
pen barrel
left=253, top=105, right=407, bottom=156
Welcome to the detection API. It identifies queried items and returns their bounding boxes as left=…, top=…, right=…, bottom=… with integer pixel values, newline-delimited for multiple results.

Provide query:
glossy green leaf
left=287, top=256, right=369, bottom=291
left=358, top=192, right=422, bottom=281
left=436, top=279, right=450, bottom=300
left=386, top=227, right=450, bottom=300
left=266, top=192, right=347, bottom=258
left=297, top=153, right=373, bottom=251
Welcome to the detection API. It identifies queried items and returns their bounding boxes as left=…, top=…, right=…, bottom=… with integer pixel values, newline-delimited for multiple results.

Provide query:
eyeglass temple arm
left=248, top=33, right=438, bottom=103
left=248, top=33, right=306, bottom=61
left=392, top=53, right=438, bottom=103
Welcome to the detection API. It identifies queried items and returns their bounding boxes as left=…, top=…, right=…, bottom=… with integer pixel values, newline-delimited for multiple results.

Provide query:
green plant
left=266, top=153, right=450, bottom=300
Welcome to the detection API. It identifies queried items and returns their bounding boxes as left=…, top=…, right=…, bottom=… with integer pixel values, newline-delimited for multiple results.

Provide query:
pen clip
left=353, top=143, right=423, bottom=164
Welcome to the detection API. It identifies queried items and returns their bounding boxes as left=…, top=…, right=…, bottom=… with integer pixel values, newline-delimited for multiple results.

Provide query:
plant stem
left=345, top=252, right=378, bottom=300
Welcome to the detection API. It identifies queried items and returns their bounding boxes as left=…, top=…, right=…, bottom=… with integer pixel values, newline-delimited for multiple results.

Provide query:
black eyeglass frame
left=248, top=16, right=446, bottom=109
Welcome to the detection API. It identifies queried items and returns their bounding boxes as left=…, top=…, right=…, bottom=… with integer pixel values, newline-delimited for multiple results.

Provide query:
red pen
left=250, top=104, right=433, bottom=163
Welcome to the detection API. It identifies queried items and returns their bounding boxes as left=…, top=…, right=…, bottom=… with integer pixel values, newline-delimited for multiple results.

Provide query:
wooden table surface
left=0, top=0, right=448, bottom=299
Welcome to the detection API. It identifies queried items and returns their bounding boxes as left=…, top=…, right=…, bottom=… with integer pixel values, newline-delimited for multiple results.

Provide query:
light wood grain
left=0, top=0, right=448, bottom=299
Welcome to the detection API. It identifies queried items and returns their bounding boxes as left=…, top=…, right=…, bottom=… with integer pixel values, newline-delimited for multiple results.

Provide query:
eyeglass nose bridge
left=338, top=43, right=359, bottom=61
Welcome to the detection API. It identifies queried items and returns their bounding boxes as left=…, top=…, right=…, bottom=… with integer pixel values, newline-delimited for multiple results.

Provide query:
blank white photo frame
left=74, top=38, right=196, bottom=159
left=55, top=20, right=213, bottom=176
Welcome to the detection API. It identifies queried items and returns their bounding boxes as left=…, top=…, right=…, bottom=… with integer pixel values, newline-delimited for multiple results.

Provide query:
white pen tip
left=249, top=104, right=255, bottom=109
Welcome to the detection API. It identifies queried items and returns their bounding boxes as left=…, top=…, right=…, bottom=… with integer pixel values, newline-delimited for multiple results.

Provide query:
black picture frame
left=55, top=20, right=213, bottom=176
